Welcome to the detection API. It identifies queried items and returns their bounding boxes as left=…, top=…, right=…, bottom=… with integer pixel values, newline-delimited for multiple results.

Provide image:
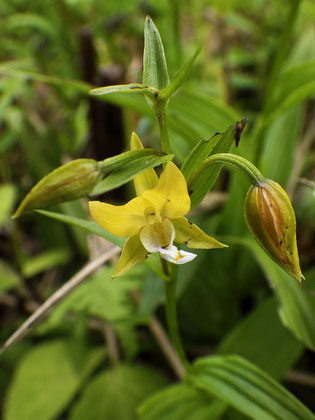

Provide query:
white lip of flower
left=140, top=217, right=197, bottom=265
left=159, top=245, right=197, bottom=264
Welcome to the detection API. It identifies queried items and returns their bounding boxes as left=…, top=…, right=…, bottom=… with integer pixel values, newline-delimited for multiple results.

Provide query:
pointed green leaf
left=139, top=383, right=227, bottom=420
left=98, top=149, right=172, bottom=175
left=181, top=132, right=221, bottom=180
left=89, top=83, right=159, bottom=100
left=189, top=355, right=314, bottom=420
left=188, top=119, right=246, bottom=207
left=265, top=82, right=315, bottom=124
left=143, top=16, right=170, bottom=90
left=35, top=210, right=125, bottom=248
left=92, top=150, right=173, bottom=195
left=159, top=46, right=201, bottom=101
left=266, top=59, right=315, bottom=116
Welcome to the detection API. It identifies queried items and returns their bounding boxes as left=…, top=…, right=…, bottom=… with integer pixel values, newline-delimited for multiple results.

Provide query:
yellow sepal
left=112, top=234, right=148, bottom=278
left=89, top=197, right=153, bottom=237
left=142, top=162, right=190, bottom=219
left=130, top=132, right=158, bottom=196
left=172, top=217, right=227, bottom=249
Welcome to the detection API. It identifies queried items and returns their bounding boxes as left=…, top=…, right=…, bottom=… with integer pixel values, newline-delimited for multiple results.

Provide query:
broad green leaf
left=0, top=184, right=16, bottom=227
left=240, top=237, right=315, bottom=351
left=170, top=88, right=241, bottom=137
left=139, top=383, right=227, bottom=420
left=159, top=47, right=201, bottom=101
left=69, top=364, right=168, bottom=420
left=0, top=260, right=20, bottom=294
left=188, top=119, right=246, bottom=207
left=13, top=159, right=101, bottom=218
left=265, top=82, right=315, bottom=124
left=181, top=132, right=221, bottom=180
left=143, top=16, right=170, bottom=90
left=217, top=297, right=303, bottom=380
left=3, top=340, right=104, bottom=420
left=89, top=83, right=159, bottom=100
left=35, top=209, right=125, bottom=248
left=21, top=248, right=72, bottom=278
left=43, top=266, right=143, bottom=329
left=40, top=265, right=143, bottom=360
left=259, top=105, right=302, bottom=186
left=266, top=59, right=315, bottom=115
left=189, top=355, right=314, bottom=420
left=92, top=151, right=173, bottom=195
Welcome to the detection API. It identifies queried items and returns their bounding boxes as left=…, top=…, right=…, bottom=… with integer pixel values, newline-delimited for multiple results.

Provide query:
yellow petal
left=142, top=162, right=190, bottom=219
left=112, top=234, right=148, bottom=278
left=130, top=132, right=158, bottom=196
left=172, top=217, right=227, bottom=249
left=89, top=197, right=153, bottom=237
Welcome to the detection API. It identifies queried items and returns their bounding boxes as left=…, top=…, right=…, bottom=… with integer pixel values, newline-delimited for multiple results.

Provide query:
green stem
left=162, top=259, right=189, bottom=371
left=189, top=152, right=265, bottom=187
left=155, top=101, right=171, bottom=155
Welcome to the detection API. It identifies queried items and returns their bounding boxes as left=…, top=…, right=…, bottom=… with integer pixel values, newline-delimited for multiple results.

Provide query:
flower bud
left=244, top=179, right=304, bottom=282
left=13, top=159, right=101, bottom=218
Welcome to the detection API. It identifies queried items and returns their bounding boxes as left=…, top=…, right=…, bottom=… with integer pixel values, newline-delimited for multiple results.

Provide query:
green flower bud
left=244, top=179, right=304, bottom=282
left=13, top=159, right=101, bottom=218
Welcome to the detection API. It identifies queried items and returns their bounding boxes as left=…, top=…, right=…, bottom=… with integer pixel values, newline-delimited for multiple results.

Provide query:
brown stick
left=131, top=290, right=185, bottom=379
left=286, top=369, right=315, bottom=388
left=0, top=246, right=121, bottom=356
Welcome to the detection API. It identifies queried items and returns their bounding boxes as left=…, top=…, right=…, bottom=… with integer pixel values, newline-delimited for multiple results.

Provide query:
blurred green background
left=0, top=0, right=315, bottom=419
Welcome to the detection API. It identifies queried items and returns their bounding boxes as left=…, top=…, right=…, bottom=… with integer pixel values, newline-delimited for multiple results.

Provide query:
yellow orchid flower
left=89, top=133, right=226, bottom=278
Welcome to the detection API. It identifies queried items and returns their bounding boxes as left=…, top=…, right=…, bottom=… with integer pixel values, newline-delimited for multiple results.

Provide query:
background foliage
left=0, top=0, right=315, bottom=419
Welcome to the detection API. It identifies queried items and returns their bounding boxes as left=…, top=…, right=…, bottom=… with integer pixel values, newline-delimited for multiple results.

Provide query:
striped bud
left=244, top=179, right=304, bottom=282
left=13, top=159, right=101, bottom=218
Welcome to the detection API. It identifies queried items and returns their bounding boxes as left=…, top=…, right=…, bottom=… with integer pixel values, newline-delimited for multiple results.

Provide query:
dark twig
left=0, top=246, right=120, bottom=356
